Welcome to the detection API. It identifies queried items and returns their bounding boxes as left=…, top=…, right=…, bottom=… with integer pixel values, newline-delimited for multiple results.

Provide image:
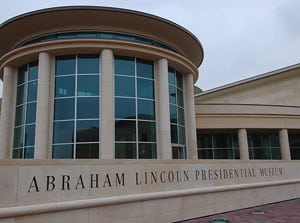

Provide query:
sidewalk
left=180, top=198, right=300, bottom=223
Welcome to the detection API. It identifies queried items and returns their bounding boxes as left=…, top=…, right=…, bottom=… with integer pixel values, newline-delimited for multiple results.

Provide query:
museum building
left=0, top=6, right=299, bottom=223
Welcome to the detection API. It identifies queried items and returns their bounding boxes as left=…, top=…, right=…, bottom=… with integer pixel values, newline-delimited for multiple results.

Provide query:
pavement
left=180, top=198, right=300, bottom=223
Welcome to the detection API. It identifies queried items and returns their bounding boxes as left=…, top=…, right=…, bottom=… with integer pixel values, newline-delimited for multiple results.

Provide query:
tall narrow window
left=13, top=61, right=38, bottom=158
left=168, top=68, right=186, bottom=159
left=53, top=55, right=100, bottom=159
left=114, top=56, right=156, bottom=159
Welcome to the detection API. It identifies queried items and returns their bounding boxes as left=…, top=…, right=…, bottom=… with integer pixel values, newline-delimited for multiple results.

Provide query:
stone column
left=184, top=73, right=198, bottom=159
left=34, top=52, right=52, bottom=159
left=238, top=128, right=249, bottom=160
left=0, top=66, right=17, bottom=158
left=157, top=59, right=172, bottom=159
left=279, top=129, right=291, bottom=160
left=100, top=49, right=114, bottom=159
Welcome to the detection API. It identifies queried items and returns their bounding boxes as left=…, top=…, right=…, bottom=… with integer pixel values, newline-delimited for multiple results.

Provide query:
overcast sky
left=1, top=0, right=300, bottom=98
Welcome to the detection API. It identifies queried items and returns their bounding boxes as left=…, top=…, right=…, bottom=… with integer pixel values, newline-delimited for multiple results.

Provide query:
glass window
left=115, top=143, right=136, bottom=159
left=17, top=66, right=27, bottom=85
left=55, top=76, right=75, bottom=97
left=248, top=132, right=281, bottom=160
left=169, top=85, right=176, bottom=104
left=176, top=73, right=183, bottom=89
left=27, top=81, right=38, bottom=102
left=77, top=55, right=99, bottom=74
left=137, top=59, right=153, bottom=79
left=76, top=143, right=99, bottom=159
left=115, top=98, right=136, bottom=119
left=53, top=121, right=74, bottom=144
left=76, top=120, right=99, bottom=142
left=13, top=126, right=24, bottom=148
left=289, top=133, right=300, bottom=160
left=25, top=124, right=35, bottom=146
left=53, top=55, right=100, bottom=159
left=114, top=56, right=156, bottom=159
left=197, top=131, right=239, bottom=159
left=138, top=100, right=155, bottom=120
left=55, top=55, right=76, bottom=76
left=115, top=120, right=136, bottom=141
left=13, top=61, right=38, bottom=159
left=28, top=61, right=38, bottom=81
left=168, top=68, right=176, bottom=85
left=53, top=144, right=73, bottom=159
left=139, top=143, right=156, bottom=159
left=54, top=98, right=75, bottom=120
left=77, top=97, right=99, bottom=119
left=15, top=105, right=25, bottom=126
left=177, top=89, right=184, bottom=107
left=114, top=56, right=135, bottom=76
left=26, top=103, right=36, bottom=124
left=16, top=85, right=26, bottom=106
left=115, top=76, right=135, bottom=97
left=171, top=124, right=178, bottom=144
left=138, top=121, right=156, bottom=142
left=137, top=78, right=154, bottom=99
left=178, top=107, right=185, bottom=126
left=170, top=104, right=177, bottom=124
left=77, top=75, right=99, bottom=96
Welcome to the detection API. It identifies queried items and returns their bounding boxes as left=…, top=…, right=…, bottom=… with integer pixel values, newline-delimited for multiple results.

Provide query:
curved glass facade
left=114, top=56, right=156, bottom=159
left=13, top=61, right=38, bottom=158
left=168, top=68, right=186, bottom=159
left=53, top=55, right=100, bottom=159
left=18, top=31, right=179, bottom=54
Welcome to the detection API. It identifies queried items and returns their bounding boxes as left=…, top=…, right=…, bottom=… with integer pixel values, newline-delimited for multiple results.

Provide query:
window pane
left=115, top=76, right=135, bottom=97
left=18, top=65, right=27, bottom=85
left=25, top=124, right=35, bottom=146
left=76, top=120, right=99, bottom=142
left=115, top=143, right=136, bottom=159
left=28, top=61, right=38, bottom=81
left=138, top=121, right=156, bottom=142
left=13, top=126, right=24, bottom=148
left=137, top=59, right=153, bottom=79
left=56, top=55, right=76, bottom=76
left=169, top=85, right=176, bottom=104
left=114, top=56, right=135, bottom=76
left=55, top=76, right=75, bottom=97
left=269, top=134, right=280, bottom=147
left=115, top=98, right=136, bottom=119
left=168, top=68, right=175, bottom=85
left=115, top=120, right=136, bottom=141
left=139, top=143, right=156, bottom=159
left=214, top=134, right=231, bottom=148
left=170, top=104, right=177, bottom=124
left=77, top=55, right=99, bottom=74
left=13, top=149, right=23, bottom=159
left=24, top=147, right=34, bottom=159
left=214, top=149, right=233, bottom=159
left=171, top=124, right=178, bottom=144
left=177, top=89, right=184, bottom=107
left=16, top=85, right=26, bottom=105
left=77, top=75, right=99, bottom=96
left=197, top=134, right=212, bottom=148
left=27, top=81, right=37, bottom=102
left=52, top=144, right=73, bottom=159
left=26, top=102, right=36, bottom=124
left=178, top=107, right=185, bottom=126
left=137, top=78, right=154, bottom=99
left=198, top=149, right=213, bottom=159
left=179, top=126, right=186, bottom=145
left=176, top=72, right=183, bottom=89
left=76, top=143, right=99, bottom=159
left=15, top=105, right=25, bottom=126
left=138, top=100, right=155, bottom=120
left=271, top=148, right=281, bottom=159
left=53, top=121, right=74, bottom=143
left=54, top=98, right=75, bottom=120
left=77, top=97, right=99, bottom=119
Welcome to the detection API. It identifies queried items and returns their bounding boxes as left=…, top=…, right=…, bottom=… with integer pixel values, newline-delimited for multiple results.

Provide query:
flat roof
left=0, top=6, right=204, bottom=68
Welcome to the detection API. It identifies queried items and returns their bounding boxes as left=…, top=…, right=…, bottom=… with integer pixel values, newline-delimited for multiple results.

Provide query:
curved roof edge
left=0, top=6, right=204, bottom=67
